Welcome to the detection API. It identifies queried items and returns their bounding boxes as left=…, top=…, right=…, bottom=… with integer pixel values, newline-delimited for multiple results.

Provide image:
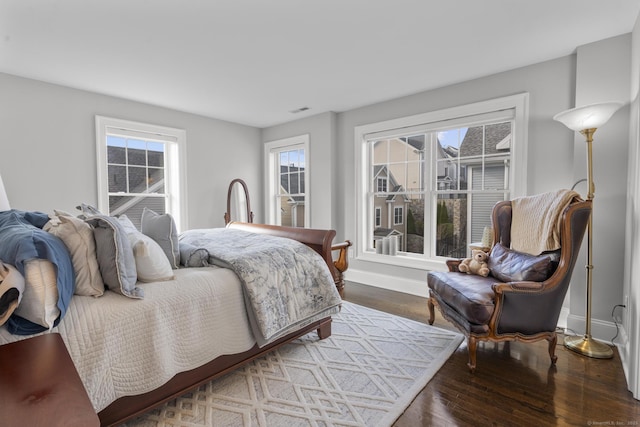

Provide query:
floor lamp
left=553, top=101, right=622, bottom=359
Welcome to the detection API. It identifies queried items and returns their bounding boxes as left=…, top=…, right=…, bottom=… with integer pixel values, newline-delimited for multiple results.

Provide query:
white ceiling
left=1, top=1, right=638, bottom=128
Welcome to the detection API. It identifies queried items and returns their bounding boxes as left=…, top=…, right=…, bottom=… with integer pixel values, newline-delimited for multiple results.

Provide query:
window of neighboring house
left=264, top=134, right=310, bottom=227
left=375, top=207, right=382, bottom=227
left=394, top=206, right=404, bottom=225
left=377, top=177, right=387, bottom=193
left=95, top=116, right=187, bottom=231
left=355, top=94, right=528, bottom=269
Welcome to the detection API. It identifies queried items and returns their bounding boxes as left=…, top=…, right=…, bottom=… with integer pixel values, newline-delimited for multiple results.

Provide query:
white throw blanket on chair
left=510, top=189, right=580, bottom=255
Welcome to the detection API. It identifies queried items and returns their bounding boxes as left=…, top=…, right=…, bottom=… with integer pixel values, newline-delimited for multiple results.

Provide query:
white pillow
left=14, top=259, right=59, bottom=330
left=45, top=210, right=105, bottom=297
left=118, top=216, right=175, bottom=282
left=141, top=208, right=180, bottom=269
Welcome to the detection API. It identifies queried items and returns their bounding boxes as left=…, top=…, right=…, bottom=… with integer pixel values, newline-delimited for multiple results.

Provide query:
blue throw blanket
left=179, top=228, right=342, bottom=347
left=0, top=210, right=75, bottom=334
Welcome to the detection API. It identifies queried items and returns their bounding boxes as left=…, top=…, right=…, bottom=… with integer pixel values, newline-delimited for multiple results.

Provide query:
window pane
left=107, top=143, right=126, bottom=165
left=436, top=194, right=467, bottom=258
left=288, top=150, right=299, bottom=166
left=148, top=168, right=164, bottom=193
left=297, top=149, right=305, bottom=168
left=389, top=138, right=407, bottom=163
left=128, top=166, right=147, bottom=193
left=127, top=143, right=146, bottom=166
left=147, top=142, right=165, bottom=167
left=388, top=163, right=406, bottom=190
left=280, top=152, right=289, bottom=171
left=278, top=195, right=305, bottom=228
left=373, top=140, right=388, bottom=164
left=108, top=165, right=126, bottom=192
left=406, top=196, right=424, bottom=254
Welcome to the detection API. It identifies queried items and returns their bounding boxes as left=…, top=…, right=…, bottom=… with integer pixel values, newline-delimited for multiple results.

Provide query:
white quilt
left=0, top=267, right=258, bottom=412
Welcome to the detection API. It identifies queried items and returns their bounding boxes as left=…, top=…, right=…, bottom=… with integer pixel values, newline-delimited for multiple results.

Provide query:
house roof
left=459, top=122, right=511, bottom=158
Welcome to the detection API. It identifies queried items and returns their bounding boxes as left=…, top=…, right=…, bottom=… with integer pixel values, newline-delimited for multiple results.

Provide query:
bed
left=0, top=208, right=350, bottom=426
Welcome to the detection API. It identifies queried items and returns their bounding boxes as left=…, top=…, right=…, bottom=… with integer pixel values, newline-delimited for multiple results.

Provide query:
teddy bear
left=458, top=249, right=490, bottom=277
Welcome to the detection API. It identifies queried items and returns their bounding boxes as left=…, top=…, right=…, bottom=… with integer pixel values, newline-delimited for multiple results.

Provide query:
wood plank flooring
left=343, top=281, right=640, bottom=426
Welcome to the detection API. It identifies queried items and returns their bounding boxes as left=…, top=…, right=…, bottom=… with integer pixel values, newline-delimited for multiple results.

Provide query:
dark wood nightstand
left=0, top=333, right=99, bottom=427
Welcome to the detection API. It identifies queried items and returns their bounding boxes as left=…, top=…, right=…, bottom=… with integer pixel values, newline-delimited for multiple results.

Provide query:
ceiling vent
left=289, top=106, right=310, bottom=114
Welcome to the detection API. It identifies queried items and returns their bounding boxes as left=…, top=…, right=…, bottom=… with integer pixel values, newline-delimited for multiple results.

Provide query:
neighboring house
left=372, top=164, right=410, bottom=252
left=279, top=164, right=305, bottom=227
left=458, top=122, right=511, bottom=244
left=106, top=144, right=166, bottom=228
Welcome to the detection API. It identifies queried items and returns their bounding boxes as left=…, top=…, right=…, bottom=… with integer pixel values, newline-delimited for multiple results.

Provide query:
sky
left=438, top=128, right=467, bottom=149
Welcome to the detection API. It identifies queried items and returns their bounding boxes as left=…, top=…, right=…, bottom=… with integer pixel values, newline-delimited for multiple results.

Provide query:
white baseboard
left=558, top=307, right=569, bottom=329
left=345, top=268, right=428, bottom=297
left=566, top=313, right=625, bottom=345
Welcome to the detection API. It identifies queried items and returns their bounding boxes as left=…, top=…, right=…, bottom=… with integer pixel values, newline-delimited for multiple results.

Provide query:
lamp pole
left=553, top=101, right=622, bottom=359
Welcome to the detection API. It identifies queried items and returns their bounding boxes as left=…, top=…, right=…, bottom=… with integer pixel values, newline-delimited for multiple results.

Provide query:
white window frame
left=264, top=134, right=310, bottom=227
left=354, top=93, right=529, bottom=270
left=95, top=116, right=188, bottom=231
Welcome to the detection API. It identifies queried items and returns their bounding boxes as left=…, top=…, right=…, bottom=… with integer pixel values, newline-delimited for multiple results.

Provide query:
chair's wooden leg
left=427, top=297, right=435, bottom=325
left=467, top=336, right=477, bottom=373
left=547, top=333, right=558, bottom=365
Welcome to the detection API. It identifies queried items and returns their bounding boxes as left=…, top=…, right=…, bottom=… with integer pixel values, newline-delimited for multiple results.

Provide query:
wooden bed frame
left=98, top=222, right=351, bottom=427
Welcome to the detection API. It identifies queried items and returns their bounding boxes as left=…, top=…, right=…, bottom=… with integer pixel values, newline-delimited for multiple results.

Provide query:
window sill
left=355, top=251, right=448, bottom=271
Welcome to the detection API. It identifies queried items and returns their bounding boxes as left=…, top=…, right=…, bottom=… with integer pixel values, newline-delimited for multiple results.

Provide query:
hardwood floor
left=343, top=282, right=640, bottom=426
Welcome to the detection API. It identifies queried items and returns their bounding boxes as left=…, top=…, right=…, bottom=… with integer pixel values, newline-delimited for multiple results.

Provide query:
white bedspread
left=0, top=267, right=257, bottom=412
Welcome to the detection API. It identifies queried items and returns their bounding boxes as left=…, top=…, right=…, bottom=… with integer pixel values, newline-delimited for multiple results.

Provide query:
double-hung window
left=264, top=134, right=310, bottom=227
left=95, top=116, right=187, bottom=230
left=355, top=94, right=528, bottom=268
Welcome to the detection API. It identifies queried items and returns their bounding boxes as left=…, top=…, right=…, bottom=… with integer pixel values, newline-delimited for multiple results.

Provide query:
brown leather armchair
left=427, top=197, right=591, bottom=372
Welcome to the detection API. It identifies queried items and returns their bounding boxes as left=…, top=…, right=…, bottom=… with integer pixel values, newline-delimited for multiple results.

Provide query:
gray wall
left=263, top=36, right=633, bottom=345
left=622, top=13, right=640, bottom=399
left=568, top=34, right=631, bottom=339
left=261, top=111, right=337, bottom=230
left=0, top=73, right=262, bottom=230
left=335, top=54, right=579, bottom=292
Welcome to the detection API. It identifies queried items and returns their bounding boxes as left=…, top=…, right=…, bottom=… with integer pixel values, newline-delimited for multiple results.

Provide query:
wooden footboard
left=98, top=223, right=349, bottom=426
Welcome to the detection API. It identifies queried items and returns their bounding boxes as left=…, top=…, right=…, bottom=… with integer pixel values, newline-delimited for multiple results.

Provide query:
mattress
left=0, top=266, right=257, bottom=412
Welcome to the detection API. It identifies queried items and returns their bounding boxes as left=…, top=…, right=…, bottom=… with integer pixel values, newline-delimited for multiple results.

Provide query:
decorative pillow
left=45, top=210, right=105, bottom=297
left=179, top=242, right=209, bottom=267
left=13, top=259, right=60, bottom=330
left=488, top=243, right=560, bottom=283
left=0, top=210, right=75, bottom=335
left=118, top=215, right=174, bottom=282
left=85, top=215, right=143, bottom=299
left=0, top=262, right=25, bottom=326
left=141, top=208, right=180, bottom=269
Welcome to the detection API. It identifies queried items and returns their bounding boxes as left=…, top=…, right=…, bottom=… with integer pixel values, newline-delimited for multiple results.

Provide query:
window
left=394, top=207, right=404, bottom=225
left=95, top=116, right=186, bottom=230
left=377, top=177, right=387, bottom=193
left=264, top=135, right=309, bottom=227
left=355, top=94, right=528, bottom=268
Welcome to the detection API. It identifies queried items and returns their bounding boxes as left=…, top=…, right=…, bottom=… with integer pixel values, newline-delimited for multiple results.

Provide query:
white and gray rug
left=124, top=302, right=463, bottom=427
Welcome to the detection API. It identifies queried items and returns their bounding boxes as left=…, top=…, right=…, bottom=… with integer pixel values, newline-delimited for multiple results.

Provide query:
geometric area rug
left=123, top=302, right=463, bottom=427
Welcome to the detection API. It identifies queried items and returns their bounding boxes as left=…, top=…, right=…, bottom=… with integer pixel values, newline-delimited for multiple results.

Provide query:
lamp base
left=564, top=335, right=613, bottom=359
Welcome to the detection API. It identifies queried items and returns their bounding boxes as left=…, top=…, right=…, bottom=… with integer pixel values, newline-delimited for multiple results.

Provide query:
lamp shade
left=0, top=173, right=10, bottom=211
left=553, top=101, right=623, bottom=131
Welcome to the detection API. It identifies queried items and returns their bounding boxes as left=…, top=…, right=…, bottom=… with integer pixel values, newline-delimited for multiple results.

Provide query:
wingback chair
left=427, top=196, right=591, bottom=372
